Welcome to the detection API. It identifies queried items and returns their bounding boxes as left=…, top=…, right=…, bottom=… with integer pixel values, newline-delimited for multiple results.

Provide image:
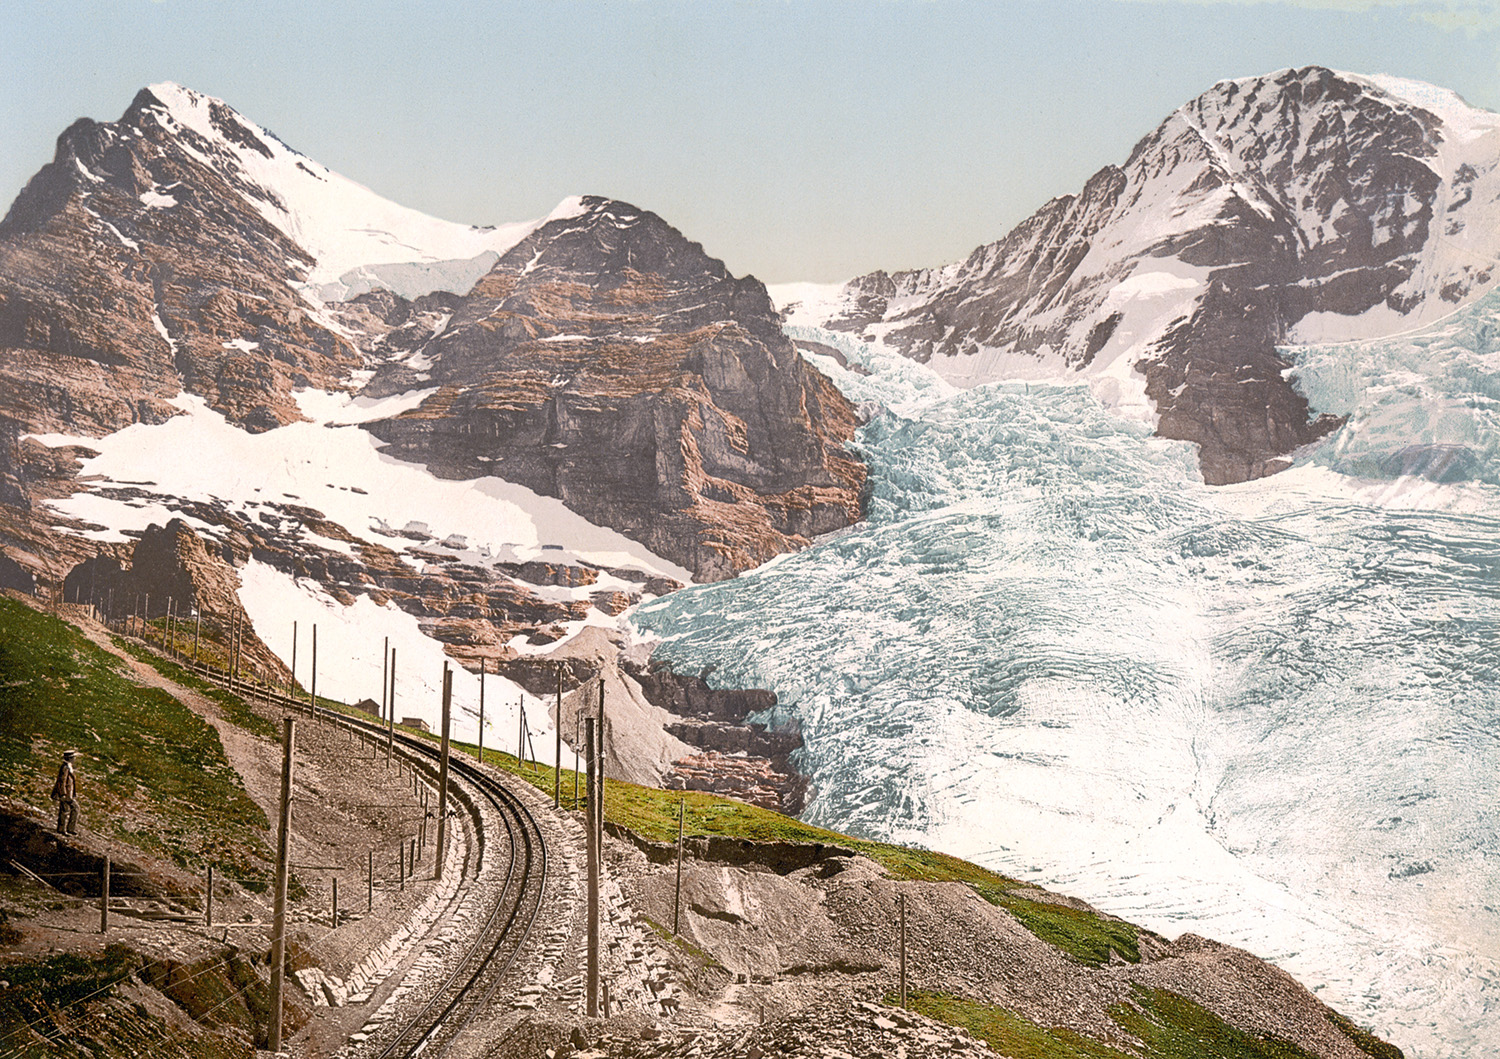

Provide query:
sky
left=2, top=0, right=1498, bottom=284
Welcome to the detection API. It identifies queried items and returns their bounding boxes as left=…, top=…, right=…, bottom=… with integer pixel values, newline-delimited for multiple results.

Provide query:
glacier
left=633, top=296, right=1500, bottom=1058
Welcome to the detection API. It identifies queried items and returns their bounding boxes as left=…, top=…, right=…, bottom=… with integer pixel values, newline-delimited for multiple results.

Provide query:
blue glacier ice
left=634, top=301, right=1500, bottom=1058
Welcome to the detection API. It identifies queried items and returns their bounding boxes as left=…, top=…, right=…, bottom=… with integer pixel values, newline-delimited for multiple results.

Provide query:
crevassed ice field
left=634, top=294, right=1500, bottom=1059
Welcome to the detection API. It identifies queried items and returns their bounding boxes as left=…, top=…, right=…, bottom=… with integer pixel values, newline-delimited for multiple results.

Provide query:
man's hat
left=62, top=750, right=76, bottom=759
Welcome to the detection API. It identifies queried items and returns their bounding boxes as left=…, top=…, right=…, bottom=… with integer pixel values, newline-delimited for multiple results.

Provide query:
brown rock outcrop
left=364, top=197, right=866, bottom=581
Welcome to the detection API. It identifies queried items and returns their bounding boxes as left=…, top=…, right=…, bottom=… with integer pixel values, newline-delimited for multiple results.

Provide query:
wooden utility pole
left=597, top=677, right=606, bottom=856
left=674, top=796, right=685, bottom=934
left=269, top=717, right=295, bottom=1053
left=386, top=648, right=396, bottom=761
left=898, top=892, right=908, bottom=1009
left=574, top=702, right=581, bottom=810
left=435, top=665, right=453, bottom=880
left=310, top=624, right=318, bottom=712
left=99, top=856, right=110, bottom=934
left=478, top=658, right=485, bottom=763
left=585, top=715, right=600, bottom=1018
left=554, top=663, right=562, bottom=809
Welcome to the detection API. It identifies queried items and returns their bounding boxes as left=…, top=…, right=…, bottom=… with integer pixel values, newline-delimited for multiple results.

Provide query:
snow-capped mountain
left=0, top=84, right=863, bottom=794
left=360, top=195, right=865, bottom=582
left=0, top=83, right=862, bottom=586
left=780, top=67, right=1500, bottom=484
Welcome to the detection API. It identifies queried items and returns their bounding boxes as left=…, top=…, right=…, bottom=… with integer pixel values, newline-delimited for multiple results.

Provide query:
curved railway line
left=178, top=656, right=552, bottom=1058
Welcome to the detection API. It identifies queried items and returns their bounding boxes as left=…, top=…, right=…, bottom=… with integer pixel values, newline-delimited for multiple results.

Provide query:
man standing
left=51, top=750, right=79, bottom=835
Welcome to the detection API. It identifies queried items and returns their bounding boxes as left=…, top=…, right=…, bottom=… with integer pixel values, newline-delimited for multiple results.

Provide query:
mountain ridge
left=780, top=65, right=1500, bottom=483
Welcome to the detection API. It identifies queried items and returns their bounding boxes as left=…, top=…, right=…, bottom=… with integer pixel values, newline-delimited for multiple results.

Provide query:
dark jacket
left=51, top=762, right=76, bottom=801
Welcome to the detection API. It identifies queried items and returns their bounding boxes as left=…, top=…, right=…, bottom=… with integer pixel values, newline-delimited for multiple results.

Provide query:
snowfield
left=27, top=385, right=690, bottom=757
left=142, top=83, right=588, bottom=302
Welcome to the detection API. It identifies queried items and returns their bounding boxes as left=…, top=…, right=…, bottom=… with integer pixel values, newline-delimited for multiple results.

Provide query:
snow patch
left=34, top=392, right=692, bottom=582
left=140, top=82, right=578, bottom=302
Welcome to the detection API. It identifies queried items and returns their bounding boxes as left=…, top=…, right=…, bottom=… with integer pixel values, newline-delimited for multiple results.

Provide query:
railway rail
left=160, top=647, right=551, bottom=1058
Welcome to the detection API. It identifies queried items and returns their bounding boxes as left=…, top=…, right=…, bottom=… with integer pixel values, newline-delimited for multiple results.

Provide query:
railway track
left=156, top=648, right=551, bottom=1058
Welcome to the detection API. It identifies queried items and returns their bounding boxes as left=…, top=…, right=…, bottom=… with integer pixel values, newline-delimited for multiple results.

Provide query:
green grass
left=0, top=598, right=272, bottom=887
left=113, top=640, right=277, bottom=740
left=0, top=943, right=137, bottom=1013
left=1327, top=1011, right=1404, bottom=1059
left=1109, top=986, right=1323, bottom=1059
left=447, top=736, right=1137, bottom=965
left=897, top=988, right=1330, bottom=1059
left=0, top=944, right=251, bottom=1059
left=898, top=990, right=1129, bottom=1059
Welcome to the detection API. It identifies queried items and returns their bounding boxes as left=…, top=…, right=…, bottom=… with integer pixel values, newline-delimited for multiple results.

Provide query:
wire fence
left=1, top=616, right=575, bottom=1055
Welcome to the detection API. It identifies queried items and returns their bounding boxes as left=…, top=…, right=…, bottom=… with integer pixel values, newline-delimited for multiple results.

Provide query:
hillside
left=0, top=598, right=1403, bottom=1058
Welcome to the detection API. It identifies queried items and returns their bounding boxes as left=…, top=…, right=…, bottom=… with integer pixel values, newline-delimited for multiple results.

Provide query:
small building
left=401, top=716, right=430, bottom=733
left=351, top=698, right=380, bottom=719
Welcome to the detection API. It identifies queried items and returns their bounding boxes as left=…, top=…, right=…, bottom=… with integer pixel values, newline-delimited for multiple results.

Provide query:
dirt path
left=71, top=618, right=286, bottom=829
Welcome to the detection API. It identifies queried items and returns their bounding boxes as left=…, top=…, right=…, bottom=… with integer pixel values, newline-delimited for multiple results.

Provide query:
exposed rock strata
left=363, top=197, right=866, bottom=581
left=627, top=659, right=808, bottom=814
left=0, top=87, right=359, bottom=444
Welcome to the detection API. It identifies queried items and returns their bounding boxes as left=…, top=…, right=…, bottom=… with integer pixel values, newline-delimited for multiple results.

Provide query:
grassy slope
left=441, top=739, right=1139, bottom=965
left=0, top=598, right=272, bottom=886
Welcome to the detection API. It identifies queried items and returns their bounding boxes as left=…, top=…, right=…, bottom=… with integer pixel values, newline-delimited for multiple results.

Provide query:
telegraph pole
left=597, top=677, right=606, bottom=856
left=674, top=796, right=685, bottom=934
left=386, top=647, right=396, bottom=761
left=585, top=714, right=599, bottom=1018
left=268, top=717, right=295, bottom=1052
left=310, top=624, right=318, bottom=712
left=478, top=657, right=485, bottom=763
left=554, top=662, right=562, bottom=809
left=435, top=664, right=452, bottom=880
left=898, top=892, right=908, bottom=1009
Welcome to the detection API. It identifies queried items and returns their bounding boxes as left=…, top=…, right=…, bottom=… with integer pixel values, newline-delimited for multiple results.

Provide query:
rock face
left=788, top=67, right=1500, bottom=484
left=0, top=86, right=360, bottom=443
left=364, top=197, right=865, bottom=581
left=0, top=86, right=866, bottom=663
left=61, top=518, right=289, bottom=682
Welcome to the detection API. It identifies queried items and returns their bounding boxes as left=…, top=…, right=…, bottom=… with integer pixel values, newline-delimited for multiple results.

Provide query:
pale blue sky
left=3, top=1, right=1496, bottom=283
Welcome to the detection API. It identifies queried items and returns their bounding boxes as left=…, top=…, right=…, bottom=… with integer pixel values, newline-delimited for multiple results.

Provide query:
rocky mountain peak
left=788, top=67, right=1500, bottom=485
left=364, top=195, right=865, bottom=580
